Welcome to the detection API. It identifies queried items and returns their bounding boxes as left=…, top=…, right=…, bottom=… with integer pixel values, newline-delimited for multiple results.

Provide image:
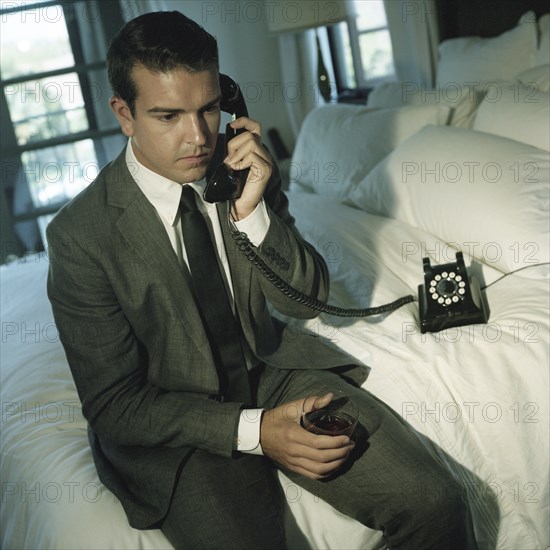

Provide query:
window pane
left=354, top=0, right=388, bottom=31
left=359, top=29, right=395, bottom=80
left=338, top=23, right=357, bottom=88
left=0, top=4, right=74, bottom=79
left=22, top=140, right=98, bottom=207
left=5, top=72, right=88, bottom=145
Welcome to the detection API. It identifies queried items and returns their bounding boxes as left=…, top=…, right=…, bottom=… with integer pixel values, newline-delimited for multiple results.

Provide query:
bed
left=2, top=6, right=549, bottom=550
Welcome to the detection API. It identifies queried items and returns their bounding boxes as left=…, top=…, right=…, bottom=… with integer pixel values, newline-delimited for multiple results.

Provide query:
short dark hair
left=107, top=11, right=219, bottom=116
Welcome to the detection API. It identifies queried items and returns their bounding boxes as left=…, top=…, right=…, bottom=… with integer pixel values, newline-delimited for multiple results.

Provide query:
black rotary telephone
left=202, top=75, right=489, bottom=331
left=418, top=252, right=489, bottom=333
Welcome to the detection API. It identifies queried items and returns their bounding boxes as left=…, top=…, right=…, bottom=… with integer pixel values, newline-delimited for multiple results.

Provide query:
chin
left=173, top=165, right=209, bottom=185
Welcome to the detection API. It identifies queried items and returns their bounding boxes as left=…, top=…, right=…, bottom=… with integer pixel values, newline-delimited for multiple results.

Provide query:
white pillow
left=515, top=64, right=550, bottom=93
left=474, top=84, right=550, bottom=151
left=367, top=81, right=484, bottom=128
left=437, top=11, right=538, bottom=86
left=347, top=125, right=549, bottom=274
left=288, top=103, right=450, bottom=198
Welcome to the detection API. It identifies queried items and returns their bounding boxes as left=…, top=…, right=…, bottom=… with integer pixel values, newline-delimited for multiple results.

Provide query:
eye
left=159, top=113, right=178, bottom=122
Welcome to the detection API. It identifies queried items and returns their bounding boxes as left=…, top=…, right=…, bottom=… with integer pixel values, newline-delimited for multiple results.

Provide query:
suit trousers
left=161, top=449, right=286, bottom=550
left=161, top=365, right=479, bottom=549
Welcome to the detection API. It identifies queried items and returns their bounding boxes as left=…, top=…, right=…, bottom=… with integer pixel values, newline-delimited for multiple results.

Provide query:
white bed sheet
left=285, top=191, right=549, bottom=549
left=1, top=192, right=548, bottom=549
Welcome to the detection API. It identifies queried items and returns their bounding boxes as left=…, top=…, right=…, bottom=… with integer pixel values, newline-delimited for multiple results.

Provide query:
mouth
left=179, top=152, right=210, bottom=165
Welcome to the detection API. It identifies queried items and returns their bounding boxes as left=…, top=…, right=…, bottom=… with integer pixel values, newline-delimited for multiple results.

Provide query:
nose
left=184, top=113, right=208, bottom=146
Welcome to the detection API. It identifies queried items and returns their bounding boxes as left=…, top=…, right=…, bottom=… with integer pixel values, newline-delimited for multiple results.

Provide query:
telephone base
left=418, top=283, right=489, bottom=334
left=418, top=252, right=489, bottom=334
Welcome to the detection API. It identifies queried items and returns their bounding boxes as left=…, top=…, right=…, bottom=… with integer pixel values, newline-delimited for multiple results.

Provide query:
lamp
left=267, top=0, right=357, bottom=102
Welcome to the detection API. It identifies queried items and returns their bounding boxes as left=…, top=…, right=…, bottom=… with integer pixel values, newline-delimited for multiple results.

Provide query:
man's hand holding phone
left=224, top=116, right=273, bottom=221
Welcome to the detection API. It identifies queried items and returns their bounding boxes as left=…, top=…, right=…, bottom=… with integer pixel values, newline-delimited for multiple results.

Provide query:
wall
left=164, top=0, right=296, bottom=154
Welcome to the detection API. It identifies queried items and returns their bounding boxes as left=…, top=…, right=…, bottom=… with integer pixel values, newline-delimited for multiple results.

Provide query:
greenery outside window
left=330, top=0, right=395, bottom=94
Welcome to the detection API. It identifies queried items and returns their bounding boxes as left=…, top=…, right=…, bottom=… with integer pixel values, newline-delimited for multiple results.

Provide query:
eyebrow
left=147, top=94, right=223, bottom=115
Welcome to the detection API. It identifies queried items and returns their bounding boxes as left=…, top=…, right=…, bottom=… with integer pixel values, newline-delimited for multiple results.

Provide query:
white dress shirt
left=126, top=139, right=267, bottom=455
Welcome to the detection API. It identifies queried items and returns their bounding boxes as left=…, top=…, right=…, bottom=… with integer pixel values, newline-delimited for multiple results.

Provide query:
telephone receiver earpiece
left=203, top=74, right=250, bottom=204
left=219, top=73, right=248, bottom=118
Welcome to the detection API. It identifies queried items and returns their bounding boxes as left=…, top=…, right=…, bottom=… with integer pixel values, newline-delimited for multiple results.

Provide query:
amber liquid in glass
left=303, top=410, right=356, bottom=437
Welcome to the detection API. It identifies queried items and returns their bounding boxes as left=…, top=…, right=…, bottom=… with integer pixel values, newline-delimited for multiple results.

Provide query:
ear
left=109, top=96, right=135, bottom=137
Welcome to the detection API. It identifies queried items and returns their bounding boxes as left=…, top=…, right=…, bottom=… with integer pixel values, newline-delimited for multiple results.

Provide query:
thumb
left=303, top=392, right=334, bottom=414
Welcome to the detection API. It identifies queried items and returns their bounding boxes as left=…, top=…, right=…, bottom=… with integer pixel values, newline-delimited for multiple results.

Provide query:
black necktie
left=179, top=185, right=252, bottom=404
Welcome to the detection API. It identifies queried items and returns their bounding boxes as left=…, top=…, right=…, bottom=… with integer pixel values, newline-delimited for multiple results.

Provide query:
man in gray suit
left=47, top=11, right=477, bottom=550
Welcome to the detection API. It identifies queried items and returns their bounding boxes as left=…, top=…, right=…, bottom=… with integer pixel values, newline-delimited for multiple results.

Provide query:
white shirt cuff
left=236, top=408, right=264, bottom=455
left=233, top=200, right=270, bottom=247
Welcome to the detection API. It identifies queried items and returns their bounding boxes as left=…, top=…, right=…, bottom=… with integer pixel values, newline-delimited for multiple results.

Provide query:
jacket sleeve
left=246, top=162, right=330, bottom=319
left=47, top=217, right=242, bottom=457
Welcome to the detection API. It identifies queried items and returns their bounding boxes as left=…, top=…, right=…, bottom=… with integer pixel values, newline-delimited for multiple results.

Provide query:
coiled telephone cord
left=227, top=206, right=415, bottom=318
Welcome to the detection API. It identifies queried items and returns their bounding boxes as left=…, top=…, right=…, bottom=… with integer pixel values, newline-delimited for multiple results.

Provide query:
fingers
left=303, top=432, right=351, bottom=450
left=294, top=425, right=355, bottom=458
left=282, top=423, right=355, bottom=479
left=286, top=437, right=355, bottom=480
left=225, top=149, right=271, bottom=180
left=296, top=437, right=355, bottom=463
left=225, top=117, right=273, bottom=219
left=224, top=116, right=271, bottom=169
left=229, top=116, right=262, bottom=136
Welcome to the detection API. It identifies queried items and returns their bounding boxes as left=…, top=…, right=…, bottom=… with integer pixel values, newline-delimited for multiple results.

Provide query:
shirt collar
left=125, top=138, right=207, bottom=226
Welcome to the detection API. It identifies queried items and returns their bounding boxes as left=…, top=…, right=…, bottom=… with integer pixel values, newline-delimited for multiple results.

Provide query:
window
left=0, top=0, right=126, bottom=258
left=330, top=0, right=395, bottom=91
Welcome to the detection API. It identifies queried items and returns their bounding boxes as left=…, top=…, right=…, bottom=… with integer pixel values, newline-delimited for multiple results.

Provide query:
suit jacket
left=46, top=142, right=367, bottom=528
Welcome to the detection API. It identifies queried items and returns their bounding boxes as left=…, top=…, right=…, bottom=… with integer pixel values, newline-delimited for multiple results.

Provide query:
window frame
left=0, top=0, right=124, bottom=256
left=329, top=1, right=395, bottom=98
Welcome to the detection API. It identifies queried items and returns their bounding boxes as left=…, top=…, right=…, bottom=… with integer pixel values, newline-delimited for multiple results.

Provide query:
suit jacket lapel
left=106, top=150, right=209, bottom=356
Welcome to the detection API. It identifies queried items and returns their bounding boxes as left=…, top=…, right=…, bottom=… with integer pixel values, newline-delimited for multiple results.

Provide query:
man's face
left=112, top=65, right=221, bottom=184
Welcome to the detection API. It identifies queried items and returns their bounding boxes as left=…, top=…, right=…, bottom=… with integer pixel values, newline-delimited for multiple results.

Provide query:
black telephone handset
left=418, top=252, right=489, bottom=333
left=203, top=74, right=249, bottom=204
